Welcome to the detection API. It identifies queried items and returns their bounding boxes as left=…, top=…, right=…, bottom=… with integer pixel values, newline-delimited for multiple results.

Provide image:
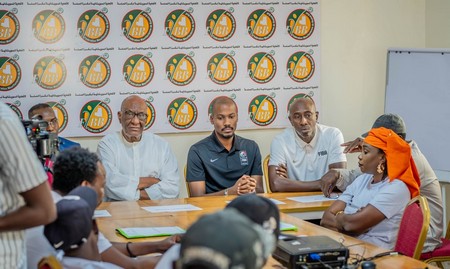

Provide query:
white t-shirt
left=62, top=256, right=123, bottom=269
left=155, top=244, right=180, bottom=269
left=269, top=125, right=346, bottom=181
left=338, top=173, right=410, bottom=250
left=97, top=132, right=180, bottom=201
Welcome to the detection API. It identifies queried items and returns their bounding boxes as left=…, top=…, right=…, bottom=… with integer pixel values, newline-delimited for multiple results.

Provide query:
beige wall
left=72, top=1, right=433, bottom=198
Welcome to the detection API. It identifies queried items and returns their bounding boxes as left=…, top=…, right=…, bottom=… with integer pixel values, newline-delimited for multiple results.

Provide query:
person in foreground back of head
left=320, top=127, right=421, bottom=250
left=44, top=186, right=122, bottom=269
left=175, top=208, right=275, bottom=269
left=320, top=113, right=443, bottom=252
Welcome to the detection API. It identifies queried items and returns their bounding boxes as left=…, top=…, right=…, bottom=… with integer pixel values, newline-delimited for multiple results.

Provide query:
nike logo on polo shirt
left=210, top=158, right=219, bottom=162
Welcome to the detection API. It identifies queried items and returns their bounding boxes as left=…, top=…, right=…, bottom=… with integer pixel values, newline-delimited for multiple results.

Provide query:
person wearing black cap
left=44, top=186, right=122, bottom=268
left=320, top=113, right=443, bottom=252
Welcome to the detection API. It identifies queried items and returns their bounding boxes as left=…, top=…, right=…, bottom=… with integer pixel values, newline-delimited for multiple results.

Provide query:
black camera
left=22, top=119, right=59, bottom=160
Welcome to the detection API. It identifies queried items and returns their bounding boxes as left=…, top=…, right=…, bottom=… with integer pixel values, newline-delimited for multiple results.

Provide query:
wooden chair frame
left=263, top=154, right=272, bottom=193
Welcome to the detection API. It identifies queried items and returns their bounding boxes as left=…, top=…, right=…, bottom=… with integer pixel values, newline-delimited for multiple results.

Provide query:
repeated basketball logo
left=79, top=54, right=111, bottom=88
left=287, top=51, right=315, bottom=83
left=207, top=52, right=237, bottom=85
left=167, top=97, right=198, bottom=130
left=6, top=102, right=23, bottom=119
left=247, top=8, right=276, bottom=41
left=78, top=9, right=110, bottom=43
left=166, top=53, right=196, bottom=86
left=286, top=9, right=315, bottom=40
left=122, top=9, right=153, bottom=43
left=165, top=9, right=195, bottom=42
left=123, top=54, right=154, bottom=87
left=80, top=100, right=112, bottom=133
left=48, top=101, right=68, bottom=133
left=144, top=99, right=156, bottom=130
left=0, top=55, right=21, bottom=92
left=247, top=51, right=277, bottom=84
left=0, top=9, right=20, bottom=45
left=206, top=9, right=236, bottom=41
left=32, top=9, right=65, bottom=44
left=248, top=94, right=277, bottom=126
left=33, top=55, right=66, bottom=90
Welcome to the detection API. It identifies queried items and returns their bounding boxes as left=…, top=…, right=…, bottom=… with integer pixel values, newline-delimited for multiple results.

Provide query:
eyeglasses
left=123, top=110, right=148, bottom=122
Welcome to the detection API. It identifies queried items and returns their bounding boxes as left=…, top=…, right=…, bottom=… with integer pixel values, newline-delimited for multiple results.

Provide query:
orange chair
left=184, top=164, right=191, bottom=197
left=263, top=154, right=272, bottom=193
left=38, top=255, right=63, bottom=269
left=421, top=221, right=450, bottom=268
left=394, top=195, right=430, bottom=259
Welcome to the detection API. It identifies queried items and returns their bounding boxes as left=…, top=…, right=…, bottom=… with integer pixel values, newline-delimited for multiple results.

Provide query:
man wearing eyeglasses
left=97, top=95, right=179, bottom=201
left=28, top=103, right=80, bottom=152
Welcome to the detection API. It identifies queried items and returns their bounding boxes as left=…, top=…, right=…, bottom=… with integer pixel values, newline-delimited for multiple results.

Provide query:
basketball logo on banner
left=33, top=55, right=66, bottom=90
left=0, top=9, right=20, bottom=45
left=48, top=101, right=69, bottom=133
left=206, top=9, right=236, bottom=41
left=144, top=99, right=156, bottom=130
left=165, top=9, right=195, bottom=42
left=78, top=9, right=110, bottom=43
left=247, top=51, right=277, bottom=84
left=79, top=54, right=111, bottom=88
left=123, top=53, right=154, bottom=87
left=0, top=55, right=21, bottom=91
left=6, top=102, right=23, bottom=119
left=248, top=94, right=277, bottom=126
left=247, top=8, right=276, bottom=41
left=80, top=100, right=112, bottom=133
left=286, top=9, right=315, bottom=40
left=122, top=9, right=153, bottom=42
left=166, top=53, right=196, bottom=86
left=287, top=51, right=315, bottom=83
left=32, top=9, right=65, bottom=44
left=167, top=97, right=197, bottom=130
left=207, top=51, right=237, bottom=85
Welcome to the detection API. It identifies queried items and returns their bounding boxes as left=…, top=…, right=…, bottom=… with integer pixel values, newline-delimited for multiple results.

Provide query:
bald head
left=288, top=96, right=315, bottom=115
left=118, top=95, right=148, bottom=142
left=288, top=96, right=318, bottom=143
left=121, top=95, right=146, bottom=112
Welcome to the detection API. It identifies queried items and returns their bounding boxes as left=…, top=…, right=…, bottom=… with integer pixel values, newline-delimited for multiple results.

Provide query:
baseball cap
left=44, top=186, right=98, bottom=251
left=178, top=208, right=275, bottom=269
left=226, top=194, right=280, bottom=237
left=362, top=113, right=406, bottom=138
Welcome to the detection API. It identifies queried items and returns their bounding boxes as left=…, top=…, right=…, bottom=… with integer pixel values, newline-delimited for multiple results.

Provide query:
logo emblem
left=248, top=94, right=277, bottom=126
left=247, top=51, right=277, bottom=84
left=210, top=158, right=219, bottom=163
left=6, top=102, right=22, bottom=119
left=123, top=54, right=154, bottom=87
left=165, top=9, right=195, bottom=42
left=207, top=52, right=237, bottom=85
left=0, top=9, right=20, bottom=45
left=78, top=9, right=110, bottom=43
left=33, top=55, right=66, bottom=90
left=79, top=54, right=111, bottom=88
left=206, top=9, right=236, bottom=41
left=286, top=9, right=315, bottom=40
left=32, top=9, right=65, bottom=43
left=287, top=51, right=315, bottom=83
left=287, top=93, right=314, bottom=112
left=47, top=101, right=68, bottom=133
left=166, top=53, right=196, bottom=86
left=167, top=97, right=198, bottom=130
left=0, top=55, right=21, bottom=92
left=239, top=150, right=249, bottom=166
left=122, top=9, right=153, bottom=42
left=80, top=100, right=112, bottom=133
left=247, top=8, right=276, bottom=41
left=144, top=99, right=156, bottom=130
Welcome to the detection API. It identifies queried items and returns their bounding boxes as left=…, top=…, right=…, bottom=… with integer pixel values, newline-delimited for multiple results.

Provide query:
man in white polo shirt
left=268, top=95, right=347, bottom=192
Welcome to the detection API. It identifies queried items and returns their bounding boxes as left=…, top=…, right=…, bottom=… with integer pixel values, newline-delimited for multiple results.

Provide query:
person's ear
left=209, top=114, right=214, bottom=125
left=81, top=180, right=91, bottom=187
left=315, top=111, right=319, bottom=121
left=118, top=111, right=122, bottom=124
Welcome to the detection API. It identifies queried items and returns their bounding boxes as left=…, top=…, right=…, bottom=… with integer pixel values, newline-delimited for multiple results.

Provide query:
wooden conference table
left=96, top=192, right=436, bottom=269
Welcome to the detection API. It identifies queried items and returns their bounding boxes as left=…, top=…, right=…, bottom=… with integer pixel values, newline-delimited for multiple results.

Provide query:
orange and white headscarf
left=364, top=127, right=420, bottom=198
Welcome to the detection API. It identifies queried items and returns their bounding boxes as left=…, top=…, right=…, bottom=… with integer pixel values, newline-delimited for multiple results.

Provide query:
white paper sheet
left=118, top=226, right=185, bottom=238
left=141, top=204, right=202, bottom=213
left=269, top=198, right=286, bottom=205
left=287, top=194, right=338, bottom=203
left=94, top=210, right=112, bottom=218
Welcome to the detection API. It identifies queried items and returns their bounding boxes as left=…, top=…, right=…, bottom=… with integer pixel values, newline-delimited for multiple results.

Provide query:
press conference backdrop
left=385, top=48, right=450, bottom=177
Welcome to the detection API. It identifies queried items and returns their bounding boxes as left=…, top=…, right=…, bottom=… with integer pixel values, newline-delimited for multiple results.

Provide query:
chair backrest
left=184, top=164, right=191, bottom=197
left=394, top=195, right=430, bottom=259
left=263, top=154, right=272, bottom=193
left=38, top=255, right=63, bottom=269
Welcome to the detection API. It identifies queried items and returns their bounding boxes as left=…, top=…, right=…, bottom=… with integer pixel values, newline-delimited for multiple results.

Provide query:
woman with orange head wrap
left=321, top=127, right=420, bottom=250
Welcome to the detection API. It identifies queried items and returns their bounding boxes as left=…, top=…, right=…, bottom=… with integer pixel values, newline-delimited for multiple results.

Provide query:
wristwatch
left=224, top=188, right=229, bottom=196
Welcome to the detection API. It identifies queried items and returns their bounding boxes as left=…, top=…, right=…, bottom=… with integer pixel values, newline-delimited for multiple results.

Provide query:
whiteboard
left=385, top=48, right=450, bottom=173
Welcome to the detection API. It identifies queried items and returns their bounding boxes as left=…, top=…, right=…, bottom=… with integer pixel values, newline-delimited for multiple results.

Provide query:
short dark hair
left=53, top=147, right=100, bottom=195
left=28, top=103, right=51, bottom=119
left=210, top=96, right=237, bottom=116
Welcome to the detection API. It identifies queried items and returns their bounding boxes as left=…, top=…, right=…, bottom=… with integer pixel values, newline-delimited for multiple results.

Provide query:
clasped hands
left=232, top=175, right=257, bottom=195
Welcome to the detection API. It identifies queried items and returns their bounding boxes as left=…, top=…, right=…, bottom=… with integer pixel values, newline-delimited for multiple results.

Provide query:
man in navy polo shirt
left=186, top=96, right=263, bottom=196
